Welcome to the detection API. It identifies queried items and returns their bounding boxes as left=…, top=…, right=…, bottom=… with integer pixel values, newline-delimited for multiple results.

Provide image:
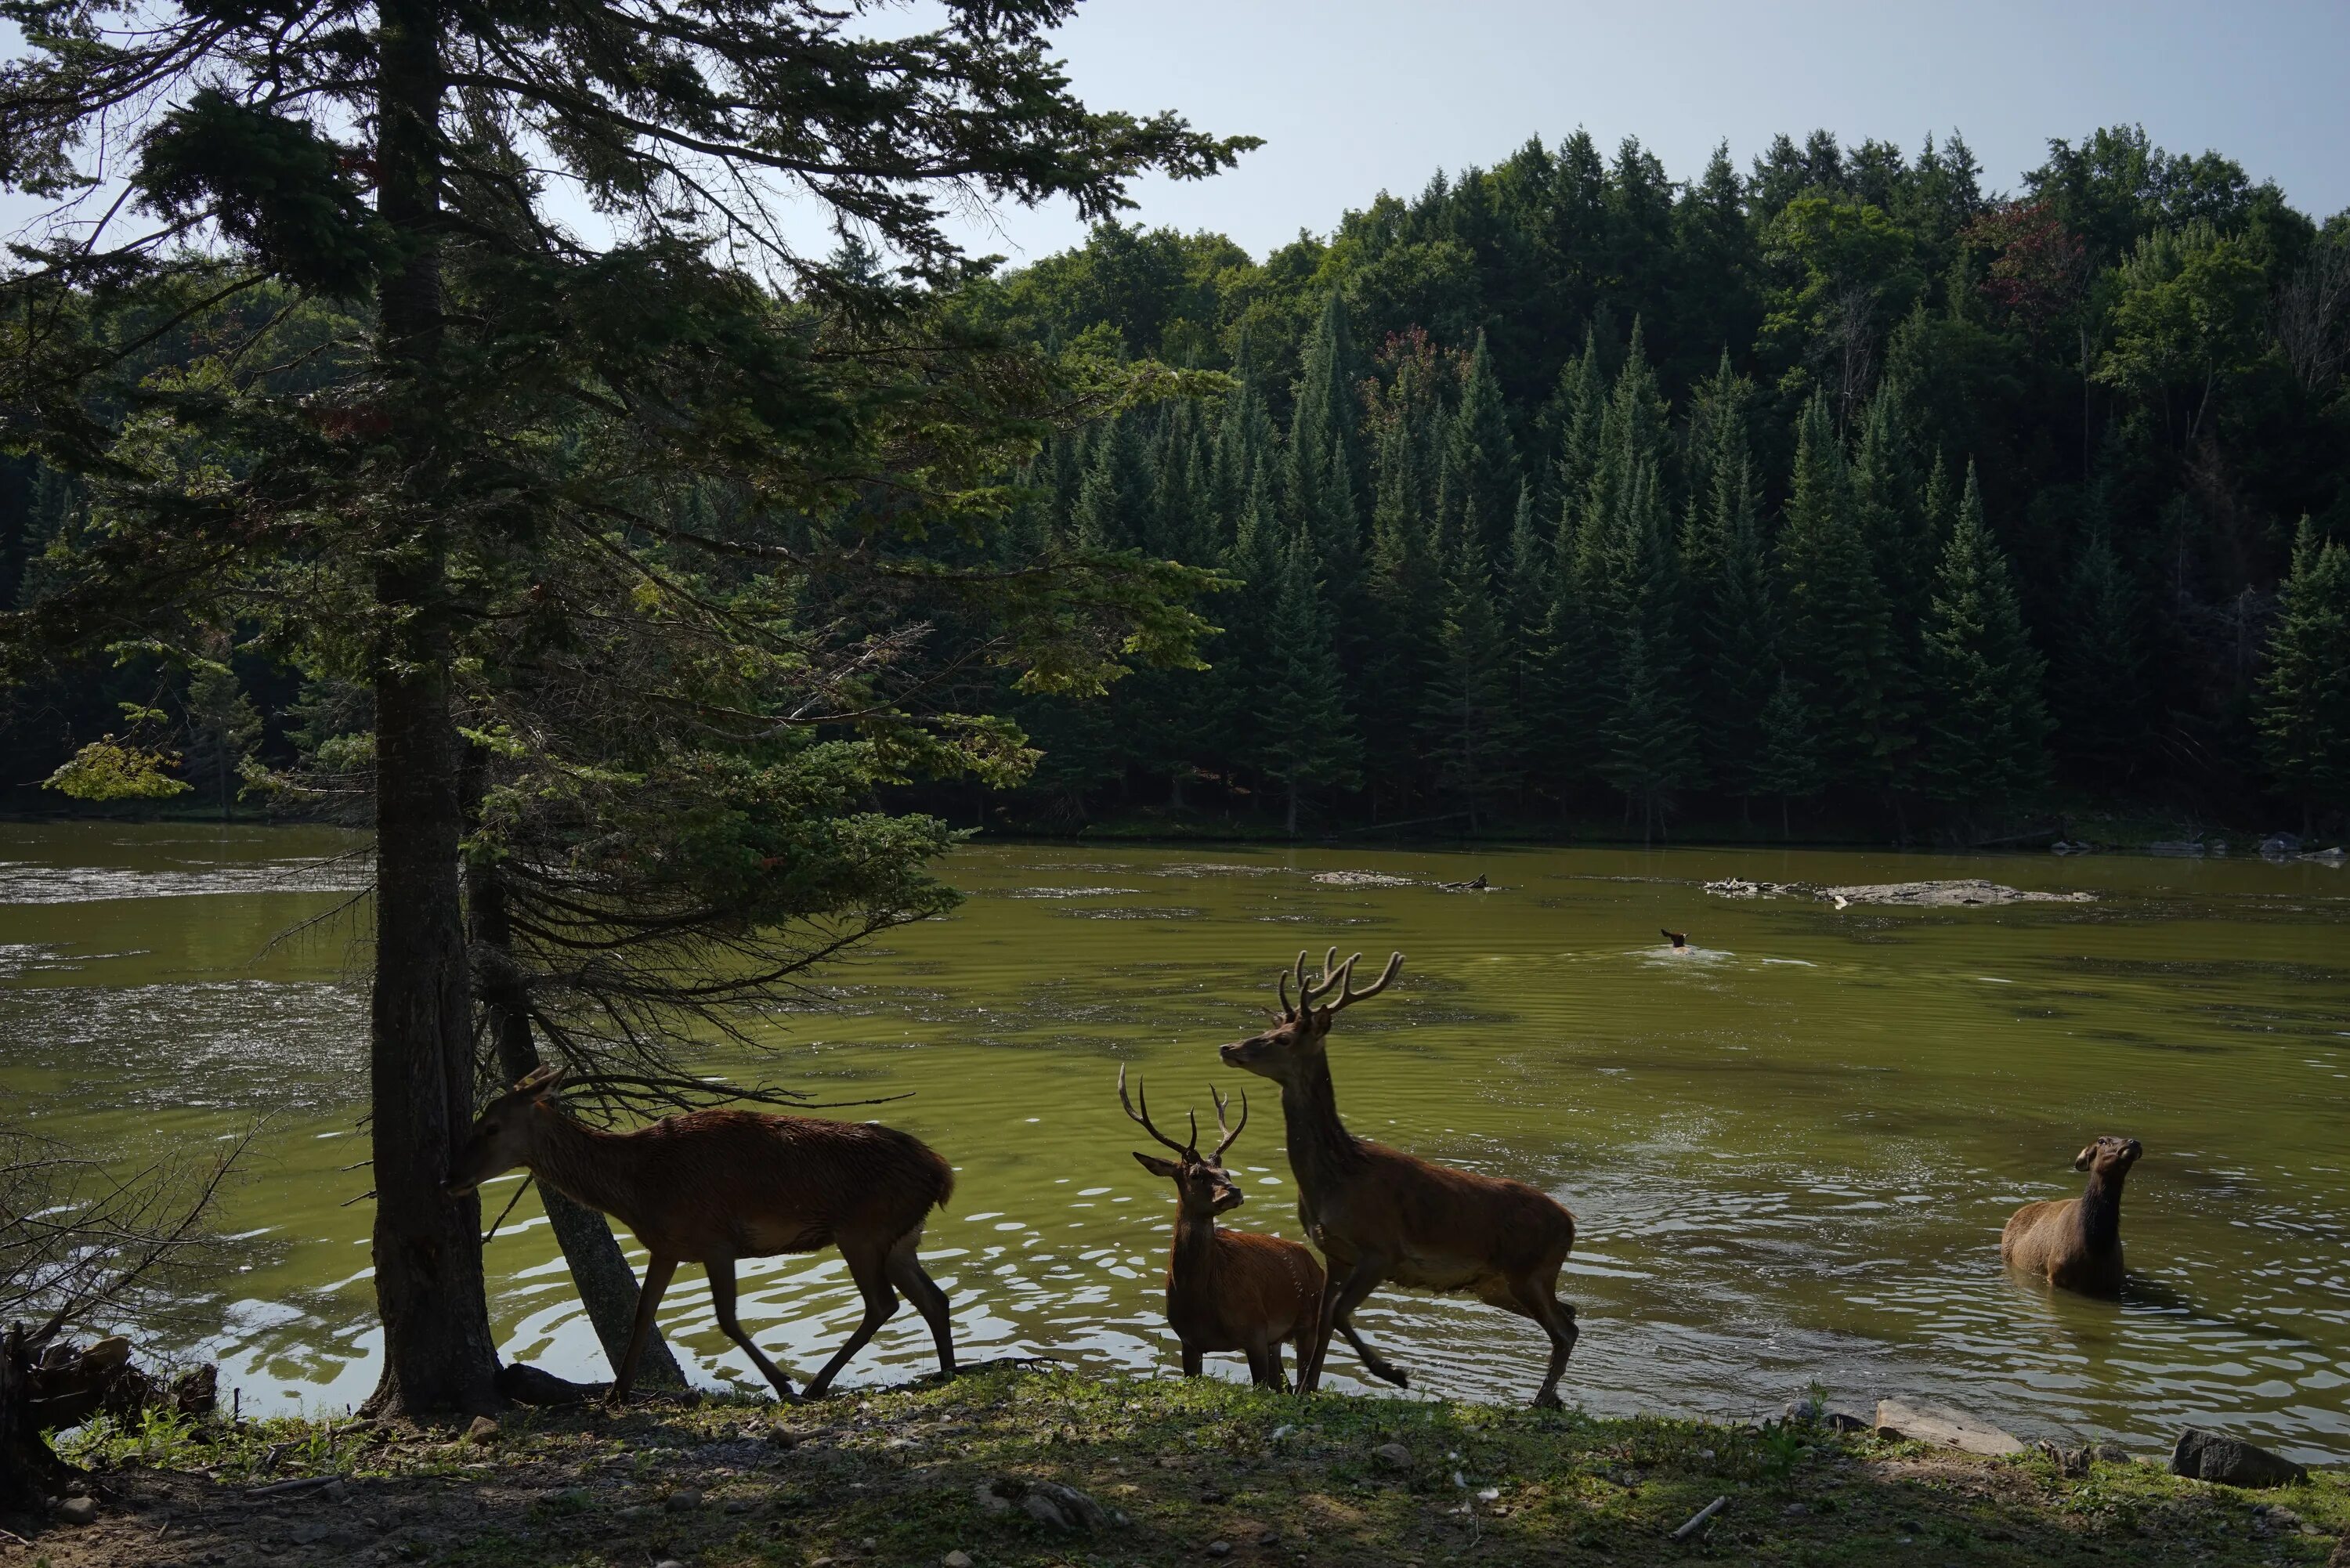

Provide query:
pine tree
left=1502, top=480, right=1553, bottom=742
left=183, top=650, right=262, bottom=820
left=1591, top=455, right=1697, bottom=833
left=1535, top=331, right=1606, bottom=526
left=1423, top=534, right=1517, bottom=830
left=1070, top=417, right=1148, bottom=551
left=1755, top=671, right=1824, bottom=838
left=1777, top=394, right=1894, bottom=790
left=1437, top=331, right=1521, bottom=564
left=2255, top=519, right=2350, bottom=829
left=1849, top=385, right=1930, bottom=785
left=1917, top=465, right=2051, bottom=813
left=1364, top=412, right=1446, bottom=813
left=1681, top=366, right=1778, bottom=807
left=2054, top=528, right=2155, bottom=784
left=1284, top=299, right=1366, bottom=657
left=1260, top=520, right=1363, bottom=833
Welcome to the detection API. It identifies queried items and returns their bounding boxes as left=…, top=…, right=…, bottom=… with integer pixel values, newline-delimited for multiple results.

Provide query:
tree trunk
left=362, top=0, right=500, bottom=1422
left=1285, top=776, right=1299, bottom=836
left=0, top=1322, right=71, bottom=1509
left=460, top=757, right=686, bottom=1389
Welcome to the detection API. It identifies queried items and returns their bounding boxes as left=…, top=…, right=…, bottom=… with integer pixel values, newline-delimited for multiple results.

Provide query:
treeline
left=7, top=125, right=2350, bottom=838
left=971, top=125, right=2350, bottom=837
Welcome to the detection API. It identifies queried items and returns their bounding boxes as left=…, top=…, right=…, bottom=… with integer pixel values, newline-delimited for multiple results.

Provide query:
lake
left=3, top=822, right=2346, bottom=1461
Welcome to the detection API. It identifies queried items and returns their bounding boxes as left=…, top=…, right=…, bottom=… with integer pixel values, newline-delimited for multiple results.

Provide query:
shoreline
left=12, top=1367, right=2347, bottom=1566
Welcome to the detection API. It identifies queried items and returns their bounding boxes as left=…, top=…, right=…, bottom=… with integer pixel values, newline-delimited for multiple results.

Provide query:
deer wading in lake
left=445, top=1067, right=956, bottom=1400
left=1219, top=949, right=1582, bottom=1407
left=1120, top=1068, right=1324, bottom=1388
left=2000, top=1135, right=2142, bottom=1295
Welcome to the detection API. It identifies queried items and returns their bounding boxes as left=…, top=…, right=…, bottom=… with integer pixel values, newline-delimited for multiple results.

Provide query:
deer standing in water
left=1120, top=1068, right=1321, bottom=1387
left=2001, top=1135, right=2142, bottom=1295
left=446, top=1068, right=956, bottom=1400
left=1219, top=949, right=1582, bottom=1407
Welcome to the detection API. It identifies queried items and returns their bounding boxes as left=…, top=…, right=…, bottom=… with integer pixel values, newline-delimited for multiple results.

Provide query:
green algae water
left=4, top=822, right=2347, bottom=1461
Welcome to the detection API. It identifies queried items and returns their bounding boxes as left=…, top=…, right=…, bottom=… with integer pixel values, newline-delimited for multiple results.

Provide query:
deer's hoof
left=1531, top=1390, right=1564, bottom=1411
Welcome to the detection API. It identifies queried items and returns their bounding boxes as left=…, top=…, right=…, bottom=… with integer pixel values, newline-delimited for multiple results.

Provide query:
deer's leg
left=1335, top=1314, right=1410, bottom=1389
left=1244, top=1342, right=1272, bottom=1386
left=1180, top=1342, right=1203, bottom=1378
left=1263, top=1339, right=1289, bottom=1392
left=705, top=1256, right=801, bottom=1403
left=1504, top=1272, right=1580, bottom=1411
left=610, top=1254, right=678, bottom=1403
left=882, top=1230, right=956, bottom=1381
left=1306, top=1255, right=1387, bottom=1394
left=804, top=1244, right=899, bottom=1400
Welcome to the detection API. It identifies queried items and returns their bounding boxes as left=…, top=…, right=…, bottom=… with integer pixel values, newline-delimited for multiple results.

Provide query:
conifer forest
left=8, top=124, right=2350, bottom=844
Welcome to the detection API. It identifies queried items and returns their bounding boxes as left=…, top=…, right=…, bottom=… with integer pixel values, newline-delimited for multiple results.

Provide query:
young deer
left=2001, top=1135, right=2142, bottom=1295
left=446, top=1067, right=956, bottom=1401
left=1220, top=949, right=1582, bottom=1407
left=1121, top=1068, right=1322, bottom=1388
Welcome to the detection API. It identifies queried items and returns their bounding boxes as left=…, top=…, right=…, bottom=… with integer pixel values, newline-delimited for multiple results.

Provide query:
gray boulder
left=1873, top=1399, right=2024, bottom=1457
left=2169, top=1429, right=2308, bottom=1488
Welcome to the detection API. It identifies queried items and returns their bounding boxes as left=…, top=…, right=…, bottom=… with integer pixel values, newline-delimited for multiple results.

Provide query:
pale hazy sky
left=946, top=0, right=2350, bottom=263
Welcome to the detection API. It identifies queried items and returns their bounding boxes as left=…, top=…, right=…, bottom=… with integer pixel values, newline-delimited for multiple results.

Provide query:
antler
left=1329, top=951, right=1404, bottom=1013
left=512, top=1064, right=566, bottom=1095
left=1117, top=1065, right=1197, bottom=1155
left=1208, top=1083, right=1249, bottom=1162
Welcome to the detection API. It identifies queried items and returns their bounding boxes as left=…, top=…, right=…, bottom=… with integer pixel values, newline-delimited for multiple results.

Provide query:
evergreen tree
left=2255, top=519, right=2350, bottom=829
left=2054, top=528, right=2155, bottom=783
left=1591, top=456, right=1697, bottom=833
left=183, top=648, right=262, bottom=820
left=1284, top=297, right=1368, bottom=674
left=1849, top=385, right=1931, bottom=782
left=1363, top=412, right=1446, bottom=813
left=1260, top=520, right=1363, bottom=833
left=1777, top=394, right=1895, bottom=790
left=1071, top=417, right=1148, bottom=550
left=1502, top=480, right=1553, bottom=742
left=1437, top=331, right=1521, bottom=563
left=1680, top=361, right=1777, bottom=805
left=1916, top=465, right=2051, bottom=813
left=1535, top=331, right=1606, bottom=526
left=1755, top=671, right=1824, bottom=837
left=1423, top=534, right=1517, bottom=829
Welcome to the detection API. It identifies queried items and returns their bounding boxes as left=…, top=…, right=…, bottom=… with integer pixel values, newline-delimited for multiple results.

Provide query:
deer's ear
left=530, top=1068, right=567, bottom=1100
left=1132, top=1151, right=1179, bottom=1180
left=2073, top=1146, right=2095, bottom=1171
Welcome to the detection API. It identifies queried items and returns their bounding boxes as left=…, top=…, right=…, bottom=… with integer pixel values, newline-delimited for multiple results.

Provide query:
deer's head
left=1217, top=948, right=1403, bottom=1089
left=445, top=1065, right=567, bottom=1198
left=2073, top=1135, right=2143, bottom=1177
left=1120, top=1067, right=1249, bottom=1219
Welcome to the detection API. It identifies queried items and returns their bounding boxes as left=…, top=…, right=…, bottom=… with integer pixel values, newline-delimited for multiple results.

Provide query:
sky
left=941, top=0, right=2350, bottom=266
left=5, top=0, right=2345, bottom=266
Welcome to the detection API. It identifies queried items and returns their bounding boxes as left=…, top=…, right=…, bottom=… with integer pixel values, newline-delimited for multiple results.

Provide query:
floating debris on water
left=1703, top=878, right=2094, bottom=908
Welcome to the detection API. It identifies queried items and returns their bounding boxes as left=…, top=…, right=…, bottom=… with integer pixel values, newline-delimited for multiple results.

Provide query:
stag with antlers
left=1119, top=1068, right=1325, bottom=1387
left=446, top=1068, right=957, bottom=1402
left=1219, top=950, right=1582, bottom=1407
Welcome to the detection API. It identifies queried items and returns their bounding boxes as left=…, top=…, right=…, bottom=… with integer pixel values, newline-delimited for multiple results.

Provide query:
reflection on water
left=3, top=822, right=2348, bottom=1460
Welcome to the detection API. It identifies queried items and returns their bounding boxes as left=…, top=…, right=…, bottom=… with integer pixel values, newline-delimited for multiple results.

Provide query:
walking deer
left=1120, top=1068, right=1321, bottom=1387
left=2001, top=1135, right=2142, bottom=1295
left=445, top=1067, right=956, bottom=1400
left=1219, top=949, right=1582, bottom=1407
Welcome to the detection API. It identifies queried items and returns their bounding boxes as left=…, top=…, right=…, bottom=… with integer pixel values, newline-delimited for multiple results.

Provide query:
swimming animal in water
left=1660, top=928, right=1688, bottom=949
left=2000, top=1136, right=2142, bottom=1295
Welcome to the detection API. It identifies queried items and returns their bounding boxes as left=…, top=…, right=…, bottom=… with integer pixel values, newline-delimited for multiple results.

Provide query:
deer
left=1218, top=949, right=1582, bottom=1407
left=444, top=1066, right=956, bottom=1401
left=2001, top=1135, right=2142, bottom=1295
left=1119, top=1068, right=1322, bottom=1388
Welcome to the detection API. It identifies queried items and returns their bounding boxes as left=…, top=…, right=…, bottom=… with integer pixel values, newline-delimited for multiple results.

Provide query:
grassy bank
left=13, top=1368, right=2346, bottom=1566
